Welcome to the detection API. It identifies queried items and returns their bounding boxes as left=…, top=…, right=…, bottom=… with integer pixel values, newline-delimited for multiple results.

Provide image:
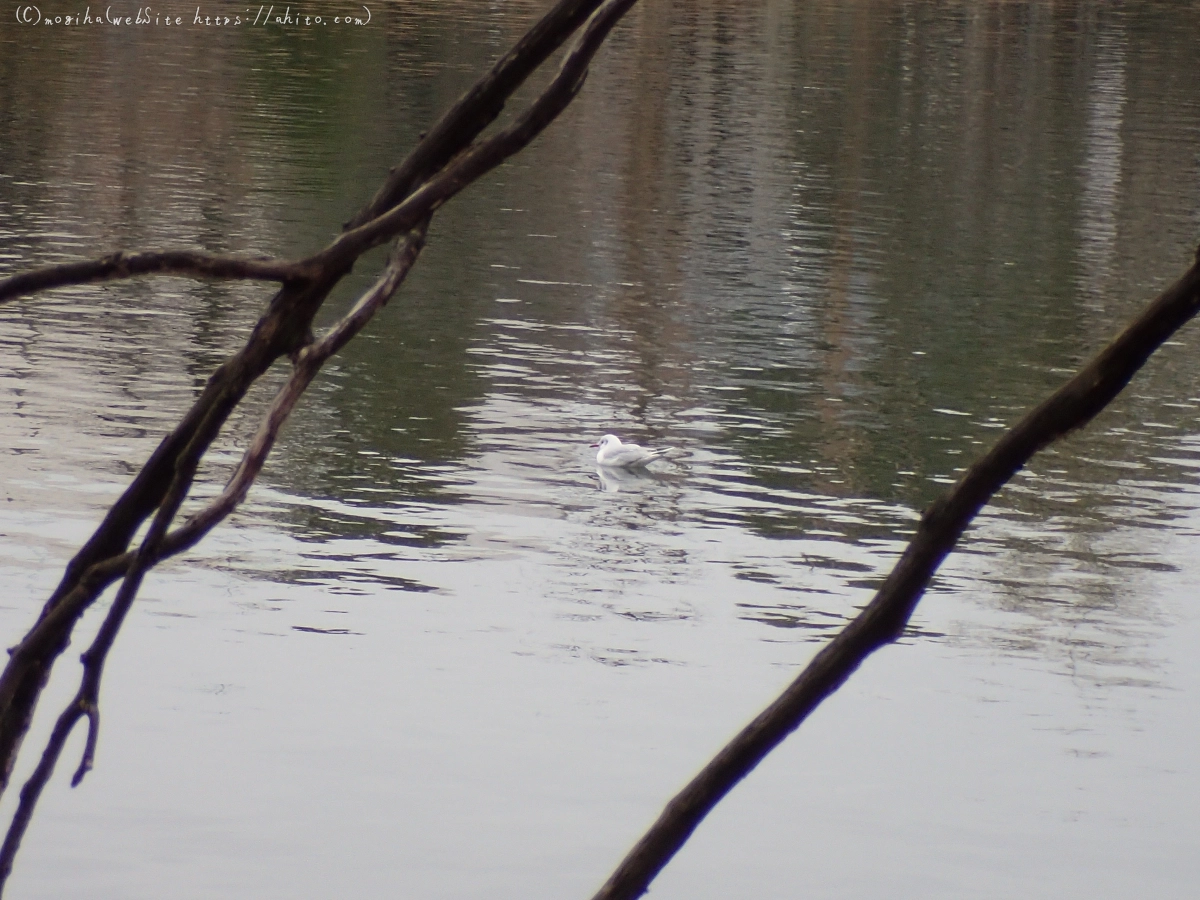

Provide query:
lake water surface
left=2, top=2, right=1200, bottom=898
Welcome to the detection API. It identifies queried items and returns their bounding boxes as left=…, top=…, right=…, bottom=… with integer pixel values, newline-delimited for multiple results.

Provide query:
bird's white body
left=591, top=434, right=673, bottom=468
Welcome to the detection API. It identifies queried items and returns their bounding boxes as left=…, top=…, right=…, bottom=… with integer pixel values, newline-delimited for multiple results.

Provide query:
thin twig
left=0, top=698, right=90, bottom=887
left=0, top=393, right=226, bottom=884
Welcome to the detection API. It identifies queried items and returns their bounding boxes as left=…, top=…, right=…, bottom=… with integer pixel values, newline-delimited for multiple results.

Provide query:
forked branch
left=0, top=222, right=431, bottom=884
left=0, top=0, right=635, bottom=892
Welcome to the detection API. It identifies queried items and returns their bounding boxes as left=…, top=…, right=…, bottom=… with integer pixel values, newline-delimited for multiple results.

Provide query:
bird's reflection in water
left=595, top=465, right=663, bottom=493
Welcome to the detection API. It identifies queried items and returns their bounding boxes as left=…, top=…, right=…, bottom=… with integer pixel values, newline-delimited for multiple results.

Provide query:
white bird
left=591, top=434, right=673, bottom=468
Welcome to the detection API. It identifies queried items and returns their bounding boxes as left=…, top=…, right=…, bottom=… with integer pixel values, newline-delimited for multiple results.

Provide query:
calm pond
left=2, top=1, right=1200, bottom=897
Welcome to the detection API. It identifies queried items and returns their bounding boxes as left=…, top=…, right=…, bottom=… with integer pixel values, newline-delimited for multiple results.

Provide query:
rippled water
left=2, top=2, right=1200, bottom=898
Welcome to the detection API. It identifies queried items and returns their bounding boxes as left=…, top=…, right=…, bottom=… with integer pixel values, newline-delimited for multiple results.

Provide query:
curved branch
left=0, top=250, right=306, bottom=304
left=591, top=246, right=1200, bottom=900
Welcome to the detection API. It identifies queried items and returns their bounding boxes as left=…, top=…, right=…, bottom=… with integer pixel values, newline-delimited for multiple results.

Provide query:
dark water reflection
left=3, top=2, right=1200, bottom=898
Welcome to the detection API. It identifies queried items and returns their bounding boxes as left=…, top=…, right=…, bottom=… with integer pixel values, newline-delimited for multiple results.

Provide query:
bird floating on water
left=591, top=434, right=674, bottom=469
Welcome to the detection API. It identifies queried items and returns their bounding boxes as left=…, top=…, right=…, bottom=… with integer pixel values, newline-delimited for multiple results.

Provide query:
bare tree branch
left=0, top=372, right=225, bottom=881
left=324, top=0, right=639, bottom=265
left=591, top=246, right=1200, bottom=900
left=3, top=2, right=1196, bottom=896
left=345, top=0, right=613, bottom=230
left=0, top=0, right=641, bottom=891
left=0, top=223, right=431, bottom=882
left=0, top=250, right=307, bottom=305
left=162, top=222, right=431, bottom=560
